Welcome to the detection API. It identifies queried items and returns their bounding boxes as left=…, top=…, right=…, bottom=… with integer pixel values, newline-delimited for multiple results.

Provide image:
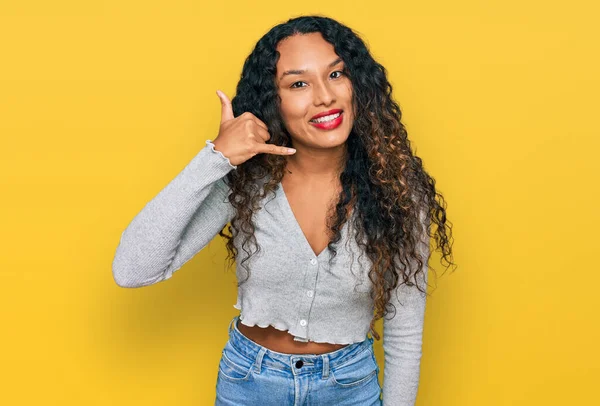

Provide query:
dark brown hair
left=218, top=15, right=456, bottom=340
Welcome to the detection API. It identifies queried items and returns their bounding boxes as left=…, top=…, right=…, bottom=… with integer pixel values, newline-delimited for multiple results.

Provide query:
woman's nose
left=313, top=81, right=335, bottom=106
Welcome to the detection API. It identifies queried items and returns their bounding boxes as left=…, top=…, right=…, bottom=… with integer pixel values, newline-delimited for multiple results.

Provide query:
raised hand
left=212, top=90, right=296, bottom=166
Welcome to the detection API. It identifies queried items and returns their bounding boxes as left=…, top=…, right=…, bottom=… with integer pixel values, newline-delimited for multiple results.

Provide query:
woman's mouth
left=309, top=111, right=344, bottom=130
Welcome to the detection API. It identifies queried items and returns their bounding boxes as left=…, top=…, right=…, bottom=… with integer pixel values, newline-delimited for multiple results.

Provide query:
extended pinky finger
left=256, top=143, right=296, bottom=155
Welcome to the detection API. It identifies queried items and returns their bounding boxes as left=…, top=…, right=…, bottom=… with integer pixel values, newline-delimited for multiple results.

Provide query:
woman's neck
left=284, top=144, right=347, bottom=180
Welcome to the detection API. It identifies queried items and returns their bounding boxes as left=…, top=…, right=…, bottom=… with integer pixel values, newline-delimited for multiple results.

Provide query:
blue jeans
left=215, top=315, right=382, bottom=405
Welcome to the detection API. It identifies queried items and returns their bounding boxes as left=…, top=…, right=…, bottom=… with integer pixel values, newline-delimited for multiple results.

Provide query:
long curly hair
left=217, top=15, right=456, bottom=340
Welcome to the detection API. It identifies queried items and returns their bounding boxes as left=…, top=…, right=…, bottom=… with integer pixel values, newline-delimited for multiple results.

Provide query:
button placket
left=296, top=256, right=319, bottom=336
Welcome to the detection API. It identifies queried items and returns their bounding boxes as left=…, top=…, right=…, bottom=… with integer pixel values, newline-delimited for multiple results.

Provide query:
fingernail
left=287, top=148, right=296, bottom=153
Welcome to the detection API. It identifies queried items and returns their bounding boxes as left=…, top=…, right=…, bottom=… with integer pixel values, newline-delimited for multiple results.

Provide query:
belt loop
left=321, top=354, right=329, bottom=379
left=228, top=316, right=237, bottom=334
left=254, top=347, right=267, bottom=374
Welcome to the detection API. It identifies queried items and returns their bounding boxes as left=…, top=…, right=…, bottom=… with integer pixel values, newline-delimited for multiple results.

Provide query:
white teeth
left=311, top=112, right=341, bottom=123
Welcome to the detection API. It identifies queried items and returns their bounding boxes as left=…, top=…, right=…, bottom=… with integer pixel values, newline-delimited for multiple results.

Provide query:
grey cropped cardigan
left=112, top=139, right=429, bottom=405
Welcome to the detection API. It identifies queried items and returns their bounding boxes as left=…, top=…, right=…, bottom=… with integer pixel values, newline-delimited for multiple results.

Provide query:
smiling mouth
left=309, top=111, right=343, bottom=123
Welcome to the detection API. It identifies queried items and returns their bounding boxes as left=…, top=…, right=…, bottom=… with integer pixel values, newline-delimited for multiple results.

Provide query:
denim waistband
left=226, top=315, right=374, bottom=378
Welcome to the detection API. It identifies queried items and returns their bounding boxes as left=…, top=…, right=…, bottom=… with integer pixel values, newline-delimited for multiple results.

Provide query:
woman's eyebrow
left=278, top=57, right=343, bottom=81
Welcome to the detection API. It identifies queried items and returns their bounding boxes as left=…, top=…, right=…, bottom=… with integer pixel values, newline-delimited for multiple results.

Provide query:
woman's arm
left=112, top=140, right=236, bottom=288
left=382, top=207, right=431, bottom=405
left=381, top=257, right=428, bottom=405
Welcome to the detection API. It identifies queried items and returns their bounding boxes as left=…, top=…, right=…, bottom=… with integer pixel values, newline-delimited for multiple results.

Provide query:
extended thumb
left=216, top=90, right=234, bottom=122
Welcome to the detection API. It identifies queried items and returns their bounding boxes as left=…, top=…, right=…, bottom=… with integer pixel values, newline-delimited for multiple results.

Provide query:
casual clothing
left=216, top=315, right=381, bottom=405
left=112, top=139, right=429, bottom=405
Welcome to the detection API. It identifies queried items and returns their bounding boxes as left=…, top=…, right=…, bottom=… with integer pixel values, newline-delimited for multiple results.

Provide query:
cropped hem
left=237, top=312, right=369, bottom=346
left=206, top=139, right=237, bottom=170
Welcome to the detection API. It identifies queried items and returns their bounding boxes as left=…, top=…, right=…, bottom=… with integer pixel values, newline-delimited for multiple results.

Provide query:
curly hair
left=217, top=15, right=456, bottom=340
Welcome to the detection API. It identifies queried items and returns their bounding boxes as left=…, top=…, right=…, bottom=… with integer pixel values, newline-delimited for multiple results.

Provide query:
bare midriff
left=237, top=320, right=348, bottom=354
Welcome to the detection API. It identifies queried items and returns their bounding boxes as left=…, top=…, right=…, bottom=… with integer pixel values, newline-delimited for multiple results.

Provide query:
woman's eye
left=289, top=71, right=344, bottom=89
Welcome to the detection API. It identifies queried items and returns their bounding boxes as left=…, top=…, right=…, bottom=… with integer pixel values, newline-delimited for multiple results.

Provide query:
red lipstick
left=310, top=108, right=343, bottom=121
left=309, top=109, right=344, bottom=130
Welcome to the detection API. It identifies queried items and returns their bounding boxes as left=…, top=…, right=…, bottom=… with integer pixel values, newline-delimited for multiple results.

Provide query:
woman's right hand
left=212, top=90, right=296, bottom=166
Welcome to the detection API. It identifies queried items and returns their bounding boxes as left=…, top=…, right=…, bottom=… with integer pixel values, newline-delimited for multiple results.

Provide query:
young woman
left=112, top=15, right=454, bottom=406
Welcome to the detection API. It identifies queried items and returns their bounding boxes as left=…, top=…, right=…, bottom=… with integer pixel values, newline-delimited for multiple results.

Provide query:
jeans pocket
left=218, top=342, right=254, bottom=382
left=330, top=347, right=379, bottom=388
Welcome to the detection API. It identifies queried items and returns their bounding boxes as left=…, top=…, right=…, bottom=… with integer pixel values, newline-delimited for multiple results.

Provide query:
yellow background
left=1, top=1, right=598, bottom=405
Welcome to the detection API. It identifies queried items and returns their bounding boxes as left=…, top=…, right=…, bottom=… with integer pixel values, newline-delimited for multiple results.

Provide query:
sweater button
left=295, top=360, right=303, bottom=368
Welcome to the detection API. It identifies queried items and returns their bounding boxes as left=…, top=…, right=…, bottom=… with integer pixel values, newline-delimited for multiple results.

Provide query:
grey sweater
left=112, top=139, right=429, bottom=405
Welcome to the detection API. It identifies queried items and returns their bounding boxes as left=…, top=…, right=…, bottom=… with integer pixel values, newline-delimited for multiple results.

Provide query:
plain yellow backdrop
left=1, top=1, right=598, bottom=405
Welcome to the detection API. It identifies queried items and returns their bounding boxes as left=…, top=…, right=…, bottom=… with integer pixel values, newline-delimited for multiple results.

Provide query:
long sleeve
left=112, top=140, right=236, bottom=288
left=382, top=209, right=430, bottom=405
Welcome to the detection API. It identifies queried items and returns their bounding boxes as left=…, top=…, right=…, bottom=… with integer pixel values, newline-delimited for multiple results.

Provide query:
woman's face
left=275, top=32, right=354, bottom=150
